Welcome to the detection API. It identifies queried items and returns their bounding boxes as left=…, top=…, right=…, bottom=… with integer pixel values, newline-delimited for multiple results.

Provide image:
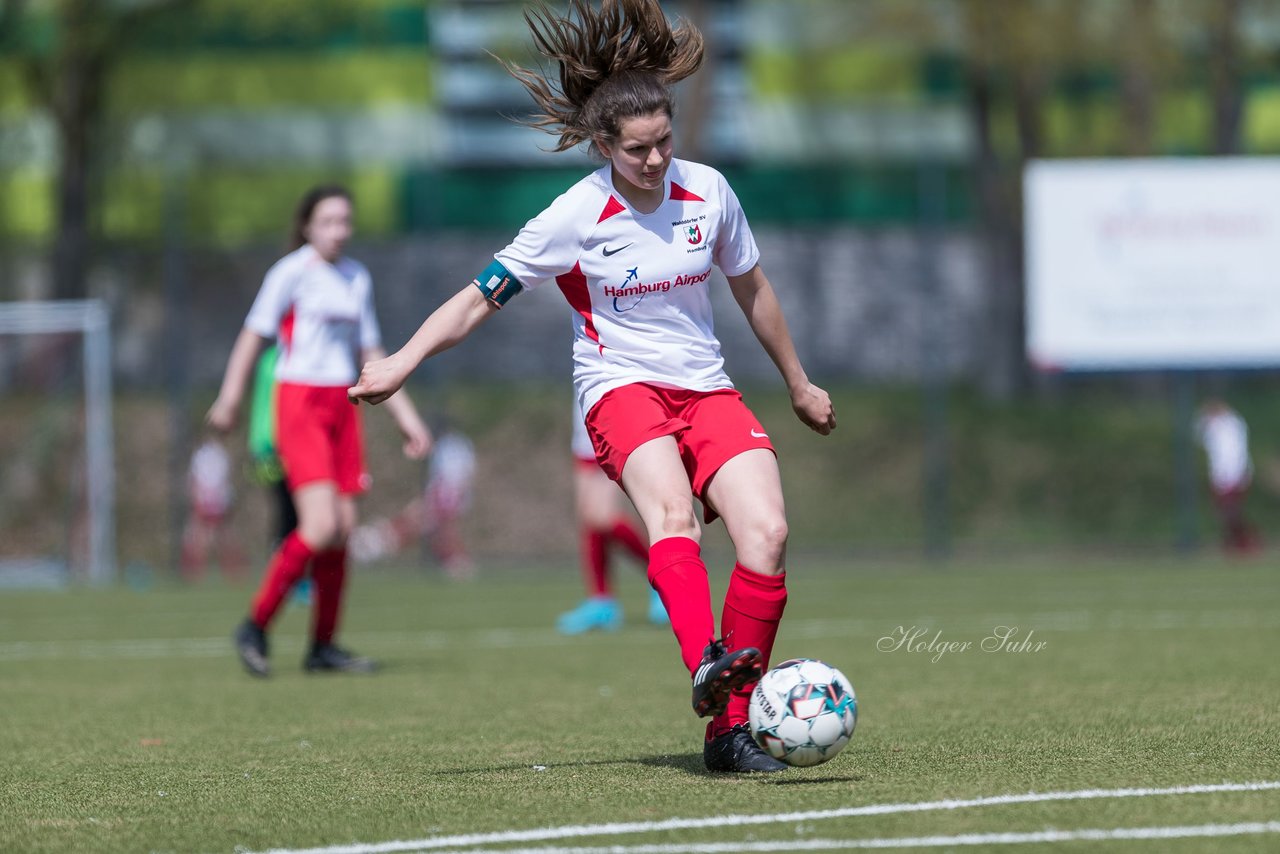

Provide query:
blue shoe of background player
left=647, top=587, right=669, bottom=626
left=291, top=577, right=311, bottom=606
left=556, top=596, right=622, bottom=635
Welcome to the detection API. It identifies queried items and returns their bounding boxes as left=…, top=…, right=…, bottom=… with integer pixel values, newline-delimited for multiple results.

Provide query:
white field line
left=3, top=610, right=1278, bottom=662
left=425, top=820, right=1280, bottom=852
left=246, top=781, right=1280, bottom=854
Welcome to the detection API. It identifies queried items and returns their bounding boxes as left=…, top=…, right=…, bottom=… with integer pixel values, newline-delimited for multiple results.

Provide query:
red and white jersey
left=495, top=158, right=760, bottom=415
left=244, top=244, right=381, bottom=386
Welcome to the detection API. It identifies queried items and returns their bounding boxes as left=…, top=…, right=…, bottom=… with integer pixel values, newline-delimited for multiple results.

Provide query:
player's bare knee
left=300, top=518, right=342, bottom=551
left=740, top=517, right=788, bottom=570
left=655, top=500, right=699, bottom=542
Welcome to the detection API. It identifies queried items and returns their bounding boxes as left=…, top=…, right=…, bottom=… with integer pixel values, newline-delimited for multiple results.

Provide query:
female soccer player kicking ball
left=349, top=0, right=835, bottom=772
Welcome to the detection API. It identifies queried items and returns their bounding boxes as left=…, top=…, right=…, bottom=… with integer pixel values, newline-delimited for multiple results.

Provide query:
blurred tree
left=867, top=0, right=1269, bottom=396
left=1118, top=0, right=1159, bottom=156
left=1208, top=0, right=1244, bottom=155
left=0, top=0, right=364, bottom=298
left=0, top=0, right=195, bottom=300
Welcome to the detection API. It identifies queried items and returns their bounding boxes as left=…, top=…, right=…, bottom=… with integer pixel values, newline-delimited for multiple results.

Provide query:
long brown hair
left=288, top=184, right=352, bottom=251
left=499, top=0, right=704, bottom=153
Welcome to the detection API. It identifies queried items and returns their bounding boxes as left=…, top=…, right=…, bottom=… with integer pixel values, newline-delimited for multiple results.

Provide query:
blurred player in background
left=180, top=432, right=246, bottom=582
left=558, top=396, right=666, bottom=633
left=208, top=184, right=431, bottom=677
left=1196, top=397, right=1261, bottom=556
left=422, top=422, right=477, bottom=578
left=348, top=0, right=835, bottom=773
left=350, top=419, right=477, bottom=579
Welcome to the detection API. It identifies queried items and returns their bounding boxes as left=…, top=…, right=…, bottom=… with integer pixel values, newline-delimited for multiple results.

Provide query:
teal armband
left=472, top=260, right=525, bottom=307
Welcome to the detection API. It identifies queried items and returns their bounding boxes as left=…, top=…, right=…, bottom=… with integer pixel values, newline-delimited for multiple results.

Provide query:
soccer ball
left=748, top=658, right=857, bottom=767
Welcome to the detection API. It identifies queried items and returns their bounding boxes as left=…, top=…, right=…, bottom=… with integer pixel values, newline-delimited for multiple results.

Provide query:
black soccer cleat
left=234, top=618, right=270, bottom=678
left=691, top=639, right=764, bottom=718
left=303, top=643, right=378, bottom=674
left=704, top=724, right=788, bottom=773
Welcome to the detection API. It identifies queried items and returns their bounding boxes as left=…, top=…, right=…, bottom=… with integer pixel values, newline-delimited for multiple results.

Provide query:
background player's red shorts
left=584, top=383, right=774, bottom=518
left=276, top=382, right=370, bottom=495
left=573, top=454, right=601, bottom=472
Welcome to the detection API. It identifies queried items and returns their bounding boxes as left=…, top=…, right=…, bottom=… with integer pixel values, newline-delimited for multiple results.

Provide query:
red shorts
left=191, top=504, right=229, bottom=525
left=573, top=455, right=601, bottom=472
left=276, top=383, right=370, bottom=495
left=584, top=383, right=774, bottom=519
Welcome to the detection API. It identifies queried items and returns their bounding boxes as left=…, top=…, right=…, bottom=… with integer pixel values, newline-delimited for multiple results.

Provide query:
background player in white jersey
left=180, top=432, right=246, bottom=583
left=348, top=0, right=835, bottom=772
left=558, top=395, right=666, bottom=634
left=1196, top=397, right=1261, bottom=555
left=208, top=185, right=431, bottom=677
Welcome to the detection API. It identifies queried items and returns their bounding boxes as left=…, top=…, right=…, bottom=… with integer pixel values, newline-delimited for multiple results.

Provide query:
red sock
left=311, top=548, right=347, bottom=646
left=582, top=528, right=611, bottom=597
left=250, top=531, right=316, bottom=629
left=647, top=536, right=715, bottom=673
left=609, top=518, right=649, bottom=564
left=710, top=562, right=787, bottom=737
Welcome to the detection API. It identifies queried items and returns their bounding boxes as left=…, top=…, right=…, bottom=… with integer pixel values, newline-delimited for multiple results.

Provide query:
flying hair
left=498, top=0, right=705, bottom=153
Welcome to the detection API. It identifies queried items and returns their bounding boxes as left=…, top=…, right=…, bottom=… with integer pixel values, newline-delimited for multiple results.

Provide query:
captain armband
left=472, top=260, right=525, bottom=308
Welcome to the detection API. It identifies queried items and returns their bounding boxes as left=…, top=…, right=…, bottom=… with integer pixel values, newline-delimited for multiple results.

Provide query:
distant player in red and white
left=348, top=0, right=835, bottom=773
left=1196, top=397, right=1261, bottom=556
left=180, top=433, right=247, bottom=583
left=557, top=396, right=666, bottom=634
left=208, top=184, right=431, bottom=677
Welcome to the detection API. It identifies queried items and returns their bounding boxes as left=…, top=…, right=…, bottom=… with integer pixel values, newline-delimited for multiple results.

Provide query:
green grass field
left=2, top=554, right=1278, bottom=853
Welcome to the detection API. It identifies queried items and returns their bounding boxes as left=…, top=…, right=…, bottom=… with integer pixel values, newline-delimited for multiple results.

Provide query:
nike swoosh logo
left=602, top=243, right=633, bottom=257
left=750, top=429, right=768, bottom=438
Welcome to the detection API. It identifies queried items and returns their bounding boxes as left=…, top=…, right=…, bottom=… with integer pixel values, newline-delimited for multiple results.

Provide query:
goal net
left=0, top=300, right=115, bottom=587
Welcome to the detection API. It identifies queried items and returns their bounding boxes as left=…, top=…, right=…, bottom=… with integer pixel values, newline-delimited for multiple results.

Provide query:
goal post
left=0, top=299, right=115, bottom=586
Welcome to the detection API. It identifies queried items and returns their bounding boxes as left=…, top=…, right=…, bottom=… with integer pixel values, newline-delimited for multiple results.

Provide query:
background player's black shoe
left=234, top=618, right=270, bottom=678
left=692, top=639, right=763, bottom=717
left=704, top=724, right=788, bottom=773
left=303, top=643, right=377, bottom=673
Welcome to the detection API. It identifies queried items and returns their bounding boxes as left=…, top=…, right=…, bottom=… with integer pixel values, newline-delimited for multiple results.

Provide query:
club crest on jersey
left=685, top=224, right=703, bottom=245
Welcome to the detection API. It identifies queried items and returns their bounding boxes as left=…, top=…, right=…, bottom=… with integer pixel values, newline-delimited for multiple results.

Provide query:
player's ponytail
left=500, top=0, right=704, bottom=154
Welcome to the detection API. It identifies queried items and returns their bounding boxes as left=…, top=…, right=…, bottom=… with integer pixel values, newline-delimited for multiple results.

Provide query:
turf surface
left=1, top=554, right=1278, bottom=853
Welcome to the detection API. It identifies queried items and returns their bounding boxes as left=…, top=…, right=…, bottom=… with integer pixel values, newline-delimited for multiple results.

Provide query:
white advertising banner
left=1025, top=157, right=1280, bottom=370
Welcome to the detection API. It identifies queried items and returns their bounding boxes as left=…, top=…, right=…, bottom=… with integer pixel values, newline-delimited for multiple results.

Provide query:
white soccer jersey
left=189, top=439, right=233, bottom=512
left=494, top=158, right=760, bottom=415
left=244, top=244, right=381, bottom=386
left=1197, top=408, right=1252, bottom=491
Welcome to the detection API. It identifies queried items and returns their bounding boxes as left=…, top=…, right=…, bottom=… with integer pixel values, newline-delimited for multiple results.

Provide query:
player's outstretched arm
left=726, top=264, right=836, bottom=436
left=349, top=284, right=498, bottom=406
left=207, top=328, right=269, bottom=432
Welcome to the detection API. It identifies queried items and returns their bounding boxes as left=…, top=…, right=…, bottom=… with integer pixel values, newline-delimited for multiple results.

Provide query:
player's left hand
left=791, top=383, right=836, bottom=435
left=401, top=420, right=432, bottom=461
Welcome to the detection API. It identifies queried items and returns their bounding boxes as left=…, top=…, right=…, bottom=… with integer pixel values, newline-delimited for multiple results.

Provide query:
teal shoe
left=647, top=587, right=669, bottom=625
left=557, top=596, right=622, bottom=635
left=291, top=577, right=312, bottom=606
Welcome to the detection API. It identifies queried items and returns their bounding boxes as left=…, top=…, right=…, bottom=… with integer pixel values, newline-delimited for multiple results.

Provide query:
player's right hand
left=348, top=353, right=409, bottom=406
left=205, top=397, right=238, bottom=433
